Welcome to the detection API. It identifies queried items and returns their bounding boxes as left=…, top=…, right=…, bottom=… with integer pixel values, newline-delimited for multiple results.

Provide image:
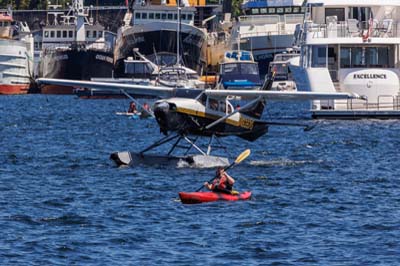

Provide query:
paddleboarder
left=204, top=167, right=237, bottom=194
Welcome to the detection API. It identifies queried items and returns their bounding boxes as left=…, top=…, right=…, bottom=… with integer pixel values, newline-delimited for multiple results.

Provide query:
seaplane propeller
left=36, top=75, right=362, bottom=167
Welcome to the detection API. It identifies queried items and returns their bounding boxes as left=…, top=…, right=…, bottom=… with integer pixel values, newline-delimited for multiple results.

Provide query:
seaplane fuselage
left=153, top=97, right=269, bottom=141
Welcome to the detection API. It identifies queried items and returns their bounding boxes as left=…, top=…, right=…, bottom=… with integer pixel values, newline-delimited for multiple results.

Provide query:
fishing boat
left=291, top=0, right=400, bottom=118
left=216, top=50, right=262, bottom=90
left=0, top=7, right=34, bottom=95
left=38, top=0, right=114, bottom=94
left=113, top=0, right=208, bottom=78
left=179, top=191, right=252, bottom=204
left=230, top=0, right=305, bottom=76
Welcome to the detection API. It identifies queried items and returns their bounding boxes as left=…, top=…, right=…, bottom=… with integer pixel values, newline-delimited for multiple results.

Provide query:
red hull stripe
left=0, top=84, right=29, bottom=95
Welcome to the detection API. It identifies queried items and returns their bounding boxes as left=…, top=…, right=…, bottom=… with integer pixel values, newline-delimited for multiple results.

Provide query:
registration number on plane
left=239, top=117, right=254, bottom=129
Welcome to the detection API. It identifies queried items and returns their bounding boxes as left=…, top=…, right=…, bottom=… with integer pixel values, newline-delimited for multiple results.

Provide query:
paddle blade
left=234, top=149, right=251, bottom=164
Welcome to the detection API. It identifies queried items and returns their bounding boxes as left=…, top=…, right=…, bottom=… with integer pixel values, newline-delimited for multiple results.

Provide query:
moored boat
left=113, top=0, right=208, bottom=78
left=179, top=191, right=252, bottom=204
left=0, top=7, right=34, bottom=95
left=216, top=50, right=262, bottom=90
left=231, top=0, right=305, bottom=76
left=291, top=0, right=400, bottom=118
left=38, top=0, right=114, bottom=94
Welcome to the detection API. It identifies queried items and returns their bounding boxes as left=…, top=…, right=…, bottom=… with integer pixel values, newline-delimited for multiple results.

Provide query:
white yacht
left=291, top=0, right=400, bottom=118
left=0, top=7, right=33, bottom=94
left=230, top=0, right=305, bottom=76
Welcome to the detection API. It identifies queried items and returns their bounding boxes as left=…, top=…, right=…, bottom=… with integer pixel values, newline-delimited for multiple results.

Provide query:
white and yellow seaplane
left=37, top=74, right=362, bottom=167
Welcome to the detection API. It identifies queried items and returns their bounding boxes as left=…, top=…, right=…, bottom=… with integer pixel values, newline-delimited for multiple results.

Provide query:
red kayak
left=179, top=191, right=252, bottom=204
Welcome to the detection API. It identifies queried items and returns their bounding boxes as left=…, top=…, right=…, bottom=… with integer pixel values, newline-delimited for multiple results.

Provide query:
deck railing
left=316, top=95, right=400, bottom=111
left=305, top=19, right=400, bottom=39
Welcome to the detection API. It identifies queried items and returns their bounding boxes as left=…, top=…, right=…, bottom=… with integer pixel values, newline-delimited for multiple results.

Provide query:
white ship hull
left=0, top=38, right=33, bottom=94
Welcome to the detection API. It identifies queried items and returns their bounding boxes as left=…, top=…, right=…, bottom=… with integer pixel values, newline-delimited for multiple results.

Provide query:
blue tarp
left=242, top=0, right=296, bottom=9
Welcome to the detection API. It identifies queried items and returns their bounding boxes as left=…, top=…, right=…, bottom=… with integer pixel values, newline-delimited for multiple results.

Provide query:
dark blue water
left=1, top=95, right=400, bottom=265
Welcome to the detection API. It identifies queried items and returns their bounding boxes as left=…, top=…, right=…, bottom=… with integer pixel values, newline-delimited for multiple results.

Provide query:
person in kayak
left=204, top=167, right=237, bottom=194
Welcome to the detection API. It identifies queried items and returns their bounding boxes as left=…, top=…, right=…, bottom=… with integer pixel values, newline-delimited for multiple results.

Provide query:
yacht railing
left=316, top=95, right=400, bottom=111
left=305, top=19, right=400, bottom=39
left=238, top=14, right=304, bottom=38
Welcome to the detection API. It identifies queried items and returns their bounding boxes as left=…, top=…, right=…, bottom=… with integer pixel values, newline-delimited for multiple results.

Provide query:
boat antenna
left=176, top=0, right=181, bottom=67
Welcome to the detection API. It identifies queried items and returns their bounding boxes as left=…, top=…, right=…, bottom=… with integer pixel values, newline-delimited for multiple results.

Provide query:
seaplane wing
left=204, top=89, right=361, bottom=100
left=36, top=78, right=175, bottom=98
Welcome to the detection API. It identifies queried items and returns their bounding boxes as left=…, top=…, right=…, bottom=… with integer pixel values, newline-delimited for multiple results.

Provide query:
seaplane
left=37, top=73, right=362, bottom=168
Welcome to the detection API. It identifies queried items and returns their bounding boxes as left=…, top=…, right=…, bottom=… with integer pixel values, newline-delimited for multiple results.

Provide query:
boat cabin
left=296, top=0, right=400, bottom=111
left=218, top=50, right=262, bottom=90
left=0, top=8, right=13, bottom=39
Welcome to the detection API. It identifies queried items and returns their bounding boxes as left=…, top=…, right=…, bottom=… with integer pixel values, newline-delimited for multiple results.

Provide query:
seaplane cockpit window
left=208, top=98, right=219, bottom=111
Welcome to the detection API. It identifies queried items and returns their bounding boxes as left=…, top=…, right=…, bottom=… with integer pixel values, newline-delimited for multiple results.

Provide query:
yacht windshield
left=222, top=63, right=259, bottom=75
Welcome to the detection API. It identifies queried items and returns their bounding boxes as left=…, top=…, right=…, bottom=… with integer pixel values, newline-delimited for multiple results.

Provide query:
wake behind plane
left=37, top=75, right=362, bottom=168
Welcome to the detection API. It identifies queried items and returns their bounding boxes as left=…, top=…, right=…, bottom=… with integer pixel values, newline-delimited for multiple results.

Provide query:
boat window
left=311, top=45, right=327, bottom=67
left=293, top=7, right=300, bottom=13
left=187, top=14, right=193, bottom=20
left=268, top=8, right=276, bottom=14
left=341, top=47, right=390, bottom=68
left=181, top=14, right=186, bottom=20
left=167, top=13, right=172, bottom=20
left=57, top=30, right=61, bottom=38
left=222, top=63, right=240, bottom=74
left=63, top=30, right=67, bottom=38
left=285, top=7, right=292, bottom=13
left=142, top=13, right=147, bottom=19
left=174, top=14, right=177, bottom=20
left=162, top=13, right=166, bottom=20
left=44, top=30, right=49, bottom=38
left=351, top=47, right=364, bottom=67
left=241, top=64, right=259, bottom=75
left=251, top=9, right=259, bottom=15
left=93, top=30, right=97, bottom=38
left=149, top=13, right=154, bottom=19
left=260, top=8, right=267, bottom=14
left=155, top=13, right=160, bottom=19
left=349, top=7, right=372, bottom=27
left=86, top=30, right=90, bottom=38
left=69, top=30, right=73, bottom=38
left=325, top=8, right=345, bottom=22
left=135, top=12, right=141, bottom=19
left=277, top=8, right=284, bottom=14
left=340, top=47, right=351, bottom=67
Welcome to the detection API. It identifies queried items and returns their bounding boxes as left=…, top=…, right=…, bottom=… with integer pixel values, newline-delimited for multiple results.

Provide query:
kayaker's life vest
left=212, top=174, right=233, bottom=192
